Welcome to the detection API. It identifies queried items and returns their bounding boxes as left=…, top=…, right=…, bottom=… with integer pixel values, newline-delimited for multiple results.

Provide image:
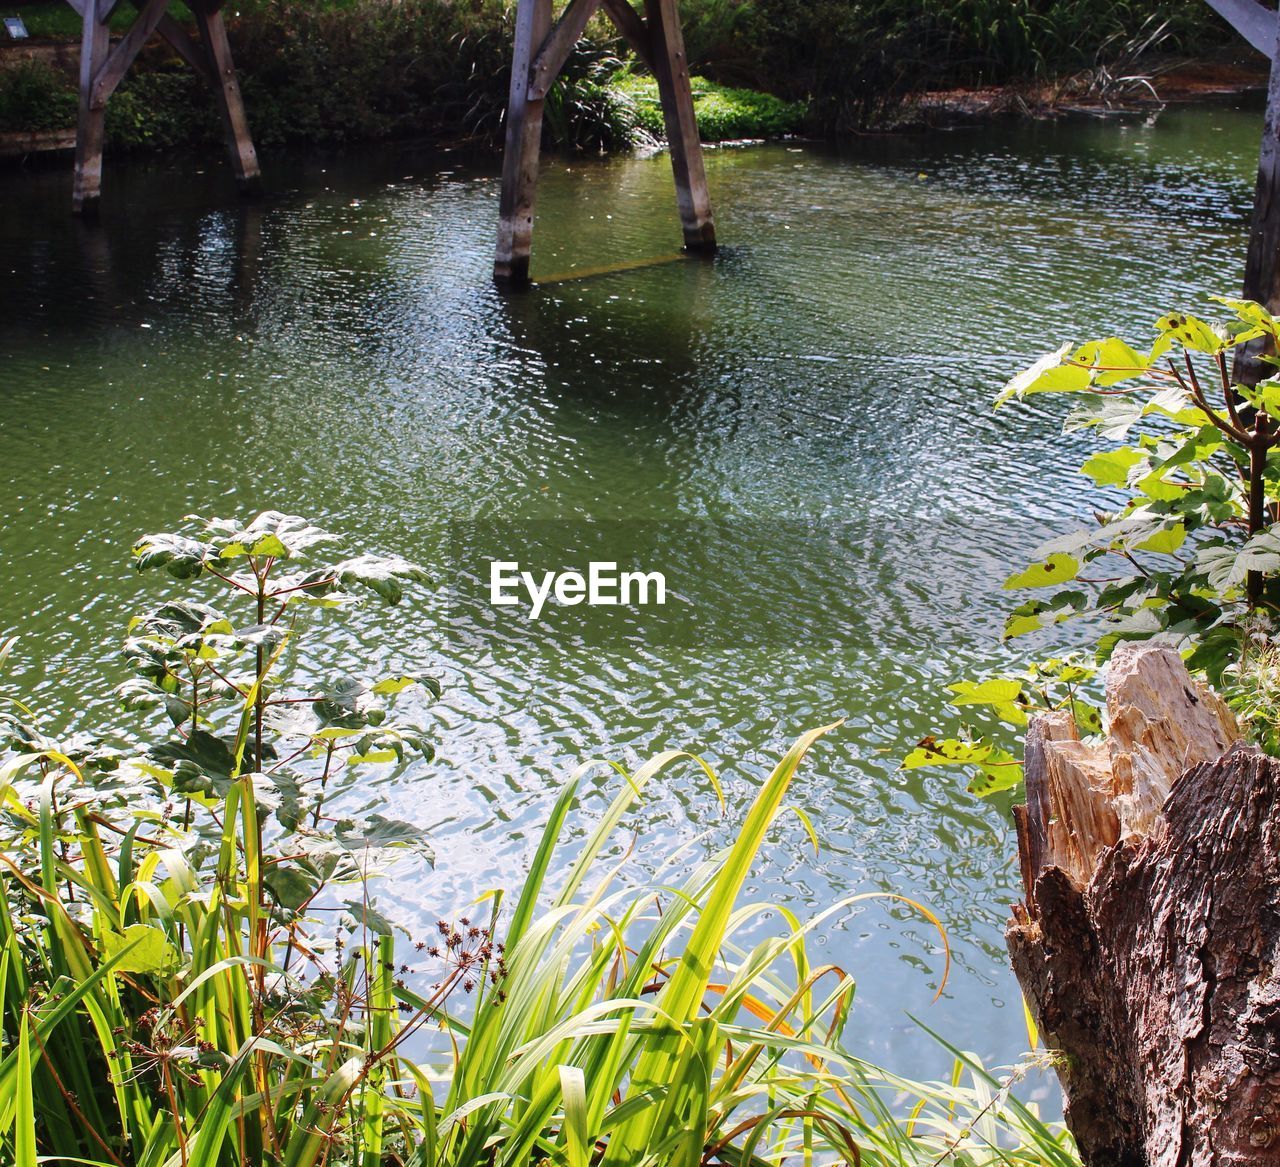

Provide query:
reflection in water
left=0, top=101, right=1262, bottom=1088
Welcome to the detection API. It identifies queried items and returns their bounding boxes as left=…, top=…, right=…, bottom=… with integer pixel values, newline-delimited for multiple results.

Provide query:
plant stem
left=1249, top=410, right=1272, bottom=611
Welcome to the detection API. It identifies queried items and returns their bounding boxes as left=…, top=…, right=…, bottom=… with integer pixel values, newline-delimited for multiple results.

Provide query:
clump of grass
left=611, top=72, right=805, bottom=142
left=0, top=513, right=1078, bottom=1165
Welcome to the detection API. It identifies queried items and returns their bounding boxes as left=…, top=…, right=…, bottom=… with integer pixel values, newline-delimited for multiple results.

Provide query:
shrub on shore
left=1, top=0, right=1230, bottom=146
left=613, top=73, right=805, bottom=142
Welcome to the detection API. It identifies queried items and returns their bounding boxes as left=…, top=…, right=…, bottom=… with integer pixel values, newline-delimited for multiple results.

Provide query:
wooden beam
left=494, top=0, right=552, bottom=285
left=155, top=13, right=214, bottom=83
left=1237, top=8, right=1280, bottom=383
left=643, top=0, right=715, bottom=252
left=192, top=3, right=261, bottom=189
left=91, top=0, right=170, bottom=108
left=600, top=0, right=651, bottom=69
left=527, top=0, right=603, bottom=101
left=1204, top=0, right=1275, bottom=55
left=73, top=0, right=111, bottom=214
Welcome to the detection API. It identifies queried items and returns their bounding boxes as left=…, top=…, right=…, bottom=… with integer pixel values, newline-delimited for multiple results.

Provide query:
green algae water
left=0, top=100, right=1264, bottom=1095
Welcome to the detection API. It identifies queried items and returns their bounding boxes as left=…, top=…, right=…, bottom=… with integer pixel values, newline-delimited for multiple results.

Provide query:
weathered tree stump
left=1007, top=642, right=1280, bottom=1166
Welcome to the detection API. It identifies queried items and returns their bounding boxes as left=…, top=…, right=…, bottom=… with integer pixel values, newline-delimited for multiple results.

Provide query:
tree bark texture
left=1007, top=642, right=1280, bottom=1166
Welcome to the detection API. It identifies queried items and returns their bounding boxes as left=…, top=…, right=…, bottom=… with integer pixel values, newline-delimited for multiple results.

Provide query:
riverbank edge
left=0, top=39, right=1267, bottom=167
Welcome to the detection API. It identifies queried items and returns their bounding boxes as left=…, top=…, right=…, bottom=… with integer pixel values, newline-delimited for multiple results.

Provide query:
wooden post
left=494, top=0, right=552, bottom=286
left=72, top=0, right=112, bottom=215
left=643, top=0, right=715, bottom=253
left=1234, top=9, right=1280, bottom=383
left=192, top=1, right=261, bottom=192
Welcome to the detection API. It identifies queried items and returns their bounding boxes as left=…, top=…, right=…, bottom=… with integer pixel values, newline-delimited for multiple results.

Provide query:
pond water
left=0, top=99, right=1263, bottom=1092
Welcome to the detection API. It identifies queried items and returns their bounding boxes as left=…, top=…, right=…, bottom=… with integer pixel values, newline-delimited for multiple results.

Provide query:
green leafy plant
left=916, top=296, right=1280, bottom=795
left=0, top=510, right=440, bottom=1166
left=0, top=60, right=76, bottom=133
left=612, top=73, right=804, bottom=142
left=0, top=513, right=1076, bottom=1164
left=544, top=46, right=651, bottom=152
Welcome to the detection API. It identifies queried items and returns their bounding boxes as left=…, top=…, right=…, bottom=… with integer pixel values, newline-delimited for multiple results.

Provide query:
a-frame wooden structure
left=63, top=0, right=259, bottom=216
left=493, top=0, right=715, bottom=285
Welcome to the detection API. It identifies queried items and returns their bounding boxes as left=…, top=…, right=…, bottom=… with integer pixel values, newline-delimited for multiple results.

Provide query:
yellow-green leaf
left=1082, top=447, right=1143, bottom=487
left=947, top=679, right=1027, bottom=726
left=1003, top=553, right=1080, bottom=589
left=1135, top=523, right=1186, bottom=554
left=102, top=924, right=182, bottom=976
left=1072, top=337, right=1150, bottom=386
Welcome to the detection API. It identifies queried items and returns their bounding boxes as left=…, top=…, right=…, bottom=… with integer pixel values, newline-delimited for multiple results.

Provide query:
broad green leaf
left=332, top=555, right=432, bottom=604
left=1135, top=522, right=1186, bottom=554
left=1003, top=553, right=1080, bottom=590
left=1135, top=471, right=1183, bottom=503
left=1065, top=395, right=1144, bottom=439
left=265, top=863, right=321, bottom=912
left=996, top=345, right=1088, bottom=405
left=343, top=899, right=396, bottom=936
left=902, top=738, right=1023, bottom=796
left=1003, top=590, right=1088, bottom=639
left=1071, top=337, right=1150, bottom=386
left=133, top=532, right=207, bottom=578
left=215, top=511, right=337, bottom=559
left=1200, top=529, right=1280, bottom=589
left=102, top=924, right=182, bottom=976
left=1073, top=702, right=1104, bottom=736
left=334, top=814, right=434, bottom=865
left=902, top=738, right=1013, bottom=770
left=965, top=762, right=1024, bottom=797
left=1081, top=447, right=1143, bottom=487
left=1151, top=312, right=1227, bottom=355
left=151, top=730, right=239, bottom=783
left=1239, top=380, right=1280, bottom=415
left=947, top=679, right=1026, bottom=726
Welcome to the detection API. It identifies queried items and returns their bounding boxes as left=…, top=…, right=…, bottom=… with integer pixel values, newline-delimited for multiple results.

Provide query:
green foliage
left=917, top=296, right=1280, bottom=795
left=0, top=60, right=76, bottom=133
left=4, top=1, right=167, bottom=39
left=0, top=514, right=1078, bottom=1164
left=613, top=73, right=805, bottom=142
left=229, top=0, right=514, bottom=147
left=0, top=510, right=438, bottom=1166
left=682, top=0, right=1227, bottom=133
left=6, top=0, right=1226, bottom=151
left=106, top=68, right=222, bottom=151
left=545, top=46, right=653, bottom=152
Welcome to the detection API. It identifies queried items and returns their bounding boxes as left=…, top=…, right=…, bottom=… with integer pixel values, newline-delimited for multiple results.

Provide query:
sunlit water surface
left=0, top=100, right=1263, bottom=1095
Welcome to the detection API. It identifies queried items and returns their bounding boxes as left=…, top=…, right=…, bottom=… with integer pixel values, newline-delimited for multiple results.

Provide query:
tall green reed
left=0, top=513, right=1076, bottom=1165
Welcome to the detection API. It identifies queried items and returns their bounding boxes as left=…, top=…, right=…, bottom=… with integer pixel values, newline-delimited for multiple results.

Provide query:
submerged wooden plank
left=535, top=251, right=687, bottom=284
